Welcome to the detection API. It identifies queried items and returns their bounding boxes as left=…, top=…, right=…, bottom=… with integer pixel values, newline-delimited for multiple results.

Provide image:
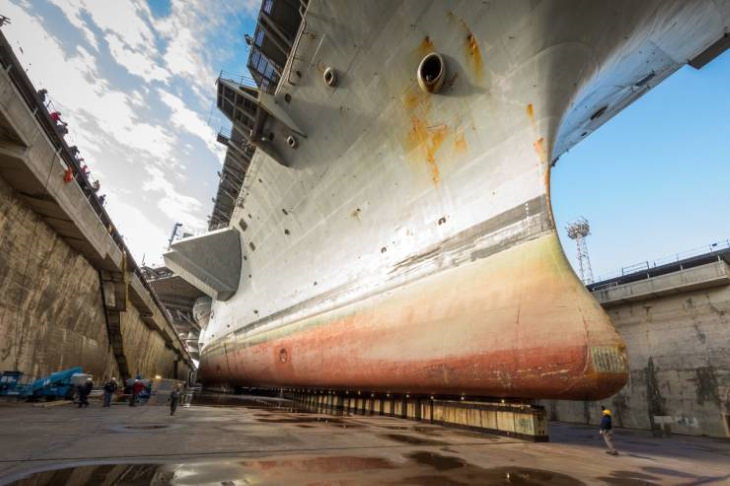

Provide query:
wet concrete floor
left=0, top=394, right=728, bottom=485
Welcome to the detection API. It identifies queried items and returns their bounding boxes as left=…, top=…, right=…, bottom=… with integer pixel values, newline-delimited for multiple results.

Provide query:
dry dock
left=0, top=395, right=728, bottom=485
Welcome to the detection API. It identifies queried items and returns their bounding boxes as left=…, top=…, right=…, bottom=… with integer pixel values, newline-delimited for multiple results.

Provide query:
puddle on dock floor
left=380, top=433, right=448, bottom=446
left=407, top=451, right=466, bottom=470
left=9, top=455, right=587, bottom=485
left=253, top=416, right=358, bottom=426
left=190, top=393, right=305, bottom=412
left=192, top=392, right=372, bottom=431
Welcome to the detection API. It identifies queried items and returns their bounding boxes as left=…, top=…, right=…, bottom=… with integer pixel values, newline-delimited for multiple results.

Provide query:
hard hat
left=602, top=409, right=612, bottom=415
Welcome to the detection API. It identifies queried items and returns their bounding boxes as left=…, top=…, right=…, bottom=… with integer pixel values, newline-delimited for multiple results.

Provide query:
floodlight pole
left=566, top=217, right=595, bottom=284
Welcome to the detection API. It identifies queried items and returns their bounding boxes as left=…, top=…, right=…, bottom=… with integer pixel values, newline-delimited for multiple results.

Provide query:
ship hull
left=185, top=0, right=730, bottom=399
left=201, top=234, right=626, bottom=399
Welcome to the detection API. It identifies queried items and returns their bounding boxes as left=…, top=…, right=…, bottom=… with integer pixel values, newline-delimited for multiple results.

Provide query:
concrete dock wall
left=542, top=259, right=730, bottom=438
left=0, top=173, right=114, bottom=379
left=0, top=32, right=192, bottom=383
left=0, top=172, right=188, bottom=381
left=120, top=295, right=183, bottom=380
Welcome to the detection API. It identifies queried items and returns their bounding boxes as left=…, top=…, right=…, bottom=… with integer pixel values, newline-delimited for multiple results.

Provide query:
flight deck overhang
left=163, top=228, right=242, bottom=301
left=215, top=76, right=305, bottom=168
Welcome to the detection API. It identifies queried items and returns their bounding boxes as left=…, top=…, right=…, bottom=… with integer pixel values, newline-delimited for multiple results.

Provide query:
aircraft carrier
left=165, top=0, right=730, bottom=401
left=1, top=2, right=730, bottom=484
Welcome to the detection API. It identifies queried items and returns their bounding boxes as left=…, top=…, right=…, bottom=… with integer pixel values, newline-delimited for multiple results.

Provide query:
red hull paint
left=201, top=235, right=627, bottom=400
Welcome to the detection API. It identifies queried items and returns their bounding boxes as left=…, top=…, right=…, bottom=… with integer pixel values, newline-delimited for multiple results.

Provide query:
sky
left=2, top=0, right=729, bottom=280
left=1, top=0, right=257, bottom=264
left=552, top=50, right=730, bottom=281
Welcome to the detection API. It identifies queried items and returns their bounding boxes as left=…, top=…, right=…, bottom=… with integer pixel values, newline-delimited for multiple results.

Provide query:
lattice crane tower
left=566, top=217, right=594, bottom=284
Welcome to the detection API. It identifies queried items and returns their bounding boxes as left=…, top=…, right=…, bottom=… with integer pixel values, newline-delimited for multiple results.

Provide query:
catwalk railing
left=590, top=238, right=730, bottom=290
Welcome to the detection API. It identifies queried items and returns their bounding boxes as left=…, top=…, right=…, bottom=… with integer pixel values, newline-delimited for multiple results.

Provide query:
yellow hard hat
left=602, top=409, right=612, bottom=415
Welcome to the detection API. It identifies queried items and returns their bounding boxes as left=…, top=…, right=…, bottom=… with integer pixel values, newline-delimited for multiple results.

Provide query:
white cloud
left=120, top=122, right=176, bottom=160
left=142, top=166, right=205, bottom=231
left=104, top=194, right=170, bottom=266
left=2, top=16, right=169, bottom=162
left=154, top=0, right=261, bottom=105
left=155, top=3, right=220, bottom=106
left=47, top=0, right=172, bottom=84
left=3, top=0, right=245, bottom=261
left=105, top=32, right=171, bottom=82
left=49, top=0, right=157, bottom=49
left=158, top=89, right=224, bottom=158
left=46, top=0, right=99, bottom=51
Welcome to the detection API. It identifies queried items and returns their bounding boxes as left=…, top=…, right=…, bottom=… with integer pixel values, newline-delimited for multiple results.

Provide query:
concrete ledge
left=0, top=69, right=123, bottom=270
left=592, top=260, right=730, bottom=306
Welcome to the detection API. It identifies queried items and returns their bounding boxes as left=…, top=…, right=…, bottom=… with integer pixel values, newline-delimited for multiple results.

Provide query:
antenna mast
left=167, top=222, right=182, bottom=250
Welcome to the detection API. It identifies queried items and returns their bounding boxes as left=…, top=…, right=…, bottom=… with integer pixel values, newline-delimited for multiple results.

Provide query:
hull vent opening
left=417, top=52, right=446, bottom=93
left=323, top=67, right=337, bottom=87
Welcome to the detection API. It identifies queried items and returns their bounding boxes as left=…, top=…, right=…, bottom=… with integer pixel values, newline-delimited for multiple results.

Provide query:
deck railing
left=591, top=238, right=730, bottom=286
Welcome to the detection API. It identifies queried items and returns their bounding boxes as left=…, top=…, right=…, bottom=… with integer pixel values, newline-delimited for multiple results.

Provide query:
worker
left=169, top=385, right=181, bottom=416
left=129, top=379, right=139, bottom=406
left=599, top=408, right=619, bottom=455
left=75, top=382, right=84, bottom=407
left=49, top=111, right=66, bottom=125
left=130, top=378, right=145, bottom=406
left=49, top=111, right=68, bottom=135
left=78, top=377, right=93, bottom=408
left=102, top=377, right=117, bottom=407
left=63, top=167, right=74, bottom=183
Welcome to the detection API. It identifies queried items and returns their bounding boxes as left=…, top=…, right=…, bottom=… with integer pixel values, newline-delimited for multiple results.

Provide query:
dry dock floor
left=0, top=395, right=728, bottom=485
